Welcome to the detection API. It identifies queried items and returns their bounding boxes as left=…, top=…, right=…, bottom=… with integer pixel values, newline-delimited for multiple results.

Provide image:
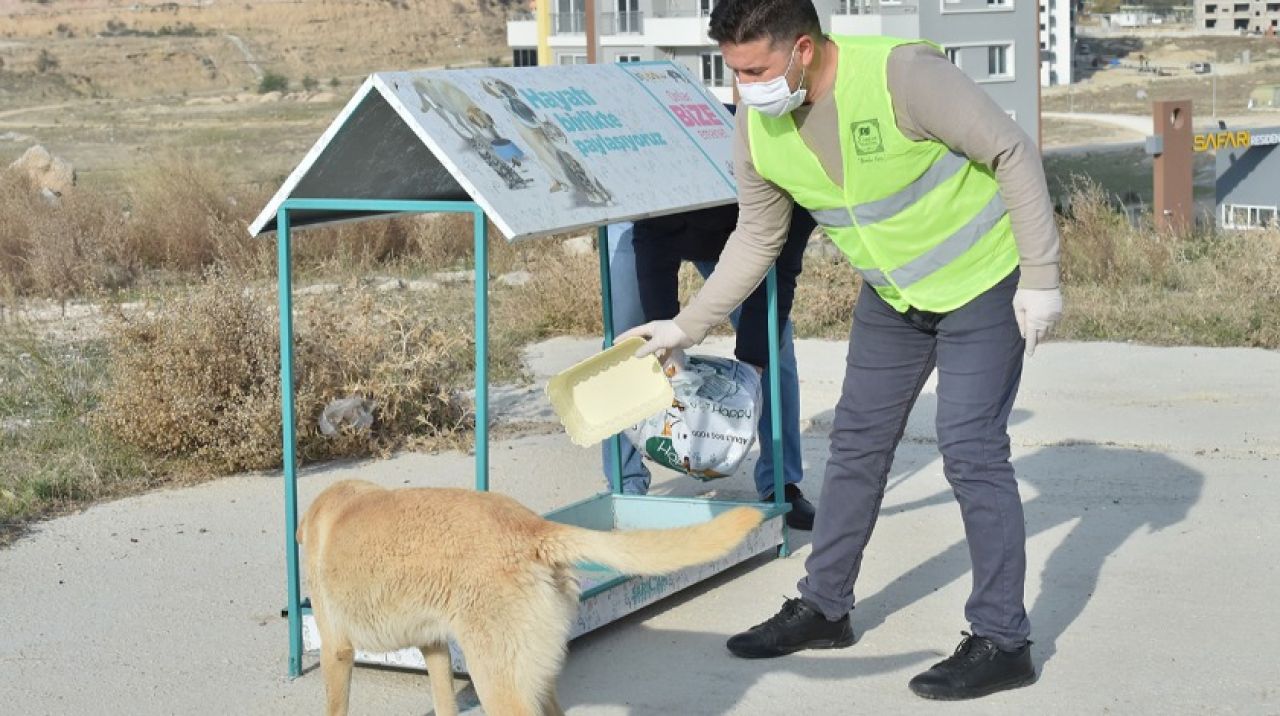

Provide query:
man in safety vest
left=621, top=0, right=1062, bottom=701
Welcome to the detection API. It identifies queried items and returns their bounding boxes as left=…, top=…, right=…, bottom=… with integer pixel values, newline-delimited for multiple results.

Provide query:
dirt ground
left=0, top=0, right=512, bottom=191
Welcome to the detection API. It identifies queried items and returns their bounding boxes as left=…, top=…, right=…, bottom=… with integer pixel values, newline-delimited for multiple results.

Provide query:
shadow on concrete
left=794, top=401, right=1204, bottom=675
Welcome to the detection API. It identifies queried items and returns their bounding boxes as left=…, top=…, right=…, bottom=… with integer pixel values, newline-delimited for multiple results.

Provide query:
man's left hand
left=1012, top=288, right=1063, bottom=358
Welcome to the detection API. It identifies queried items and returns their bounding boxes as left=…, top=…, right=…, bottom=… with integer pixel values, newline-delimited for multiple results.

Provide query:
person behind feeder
left=600, top=109, right=817, bottom=529
left=621, top=0, right=1063, bottom=701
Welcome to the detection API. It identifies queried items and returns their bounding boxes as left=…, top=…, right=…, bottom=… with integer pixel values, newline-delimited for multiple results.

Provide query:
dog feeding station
left=249, top=61, right=792, bottom=678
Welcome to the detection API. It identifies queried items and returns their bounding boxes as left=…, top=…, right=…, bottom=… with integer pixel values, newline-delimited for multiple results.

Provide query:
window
left=987, top=0, right=1010, bottom=6
left=1206, top=18, right=1218, bottom=28
left=1224, top=204, right=1278, bottom=229
left=699, top=0, right=714, bottom=17
left=614, top=0, right=641, bottom=33
left=554, top=0, right=585, bottom=33
left=513, top=48, right=538, bottom=67
left=701, top=52, right=726, bottom=86
left=1204, top=3, right=1216, bottom=10
left=558, top=53, right=588, bottom=65
left=616, top=54, right=641, bottom=63
left=945, top=47, right=961, bottom=66
left=988, top=44, right=1011, bottom=77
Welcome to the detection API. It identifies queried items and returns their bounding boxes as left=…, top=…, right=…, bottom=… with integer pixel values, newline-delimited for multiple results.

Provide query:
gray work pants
left=797, top=269, right=1031, bottom=650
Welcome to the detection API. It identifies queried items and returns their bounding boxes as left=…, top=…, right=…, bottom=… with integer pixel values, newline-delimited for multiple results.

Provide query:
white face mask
left=736, top=44, right=807, bottom=118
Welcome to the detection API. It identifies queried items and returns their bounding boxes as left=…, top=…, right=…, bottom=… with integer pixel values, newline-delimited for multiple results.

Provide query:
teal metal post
left=277, top=207, right=304, bottom=677
left=474, top=210, right=490, bottom=492
left=766, top=267, right=789, bottom=556
left=597, top=225, right=624, bottom=494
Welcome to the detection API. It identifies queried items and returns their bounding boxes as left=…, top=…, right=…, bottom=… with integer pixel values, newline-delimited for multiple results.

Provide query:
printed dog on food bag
left=298, top=480, right=764, bottom=716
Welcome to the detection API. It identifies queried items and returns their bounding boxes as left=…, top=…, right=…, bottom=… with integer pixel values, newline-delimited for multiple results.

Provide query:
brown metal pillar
left=1152, top=100, right=1194, bottom=234
left=585, top=0, right=598, bottom=63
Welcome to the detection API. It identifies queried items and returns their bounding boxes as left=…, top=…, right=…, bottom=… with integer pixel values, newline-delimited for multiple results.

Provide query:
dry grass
left=1057, top=178, right=1280, bottom=348
left=96, top=269, right=474, bottom=475
left=791, top=249, right=862, bottom=339
left=0, top=322, right=158, bottom=543
left=0, top=0, right=510, bottom=102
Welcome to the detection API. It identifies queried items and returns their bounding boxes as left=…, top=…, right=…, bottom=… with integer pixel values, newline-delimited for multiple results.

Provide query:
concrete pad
left=1, top=341, right=1278, bottom=714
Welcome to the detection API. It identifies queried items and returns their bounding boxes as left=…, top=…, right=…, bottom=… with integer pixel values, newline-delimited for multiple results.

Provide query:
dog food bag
left=623, top=354, right=762, bottom=481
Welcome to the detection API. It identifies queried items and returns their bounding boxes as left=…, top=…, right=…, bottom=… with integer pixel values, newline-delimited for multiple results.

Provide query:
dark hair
left=708, top=0, right=822, bottom=46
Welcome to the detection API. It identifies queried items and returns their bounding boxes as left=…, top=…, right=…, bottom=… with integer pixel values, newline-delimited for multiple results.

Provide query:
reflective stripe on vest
left=852, top=151, right=969, bottom=226
left=810, top=192, right=1006, bottom=289
left=807, top=151, right=968, bottom=230
left=859, top=267, right=890, bottom=288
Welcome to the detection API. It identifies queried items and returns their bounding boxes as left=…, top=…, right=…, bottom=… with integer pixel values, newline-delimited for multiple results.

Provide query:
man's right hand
left=618, top=320, right=694, bottom=361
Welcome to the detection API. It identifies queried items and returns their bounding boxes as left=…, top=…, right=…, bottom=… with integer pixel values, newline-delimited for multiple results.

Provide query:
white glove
left=617, top=320, right=694, bottom=363
left=1012, top=287, right=1063, bottom=358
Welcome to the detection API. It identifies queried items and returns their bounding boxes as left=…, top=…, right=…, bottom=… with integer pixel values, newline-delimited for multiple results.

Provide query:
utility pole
left=585, top=0, right=599, bottom=64
left=1211, top=69, right=1217, bottom=120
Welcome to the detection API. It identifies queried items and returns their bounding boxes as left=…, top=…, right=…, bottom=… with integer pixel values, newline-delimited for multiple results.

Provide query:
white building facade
left=508, top=0, right=1041, bottom=142
left=1040, top=0, right=1074, bottom=86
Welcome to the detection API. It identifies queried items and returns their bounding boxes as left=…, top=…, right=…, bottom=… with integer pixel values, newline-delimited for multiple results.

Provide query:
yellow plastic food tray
left=546, top=337, right=674, bottom=447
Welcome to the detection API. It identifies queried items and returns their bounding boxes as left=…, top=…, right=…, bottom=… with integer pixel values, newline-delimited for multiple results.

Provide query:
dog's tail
left=539, top=507, right=764, bottom=576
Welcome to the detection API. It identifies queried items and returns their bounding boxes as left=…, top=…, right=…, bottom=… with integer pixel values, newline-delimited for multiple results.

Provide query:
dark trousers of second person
left=632, top=204, right=811, bottom=370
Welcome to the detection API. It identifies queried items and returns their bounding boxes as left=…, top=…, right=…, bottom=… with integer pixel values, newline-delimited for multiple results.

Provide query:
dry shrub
left=97, top=270, right=473, bottom=473
left=501, top=246, right=602, bottom=336
left=1057, top=177, right=1280, bottom=348
left=1058, top=177, right=1177, bottom=288
left=3, top=155, right=533, bottom=300
left=124, top=153, right=251, bottom=273
left=0, top=170, right=134, bottom=300
left=792, top=250, right=861, bottom=339
left=401, top=215, right=527, bottom=274
left=0, top=171, right=39, bottom=298
left=293, top=287, right=475, bottom=459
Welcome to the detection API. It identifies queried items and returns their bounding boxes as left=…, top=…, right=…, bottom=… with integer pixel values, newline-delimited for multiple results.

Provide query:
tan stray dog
left=297, top=480, right=765, bottom=716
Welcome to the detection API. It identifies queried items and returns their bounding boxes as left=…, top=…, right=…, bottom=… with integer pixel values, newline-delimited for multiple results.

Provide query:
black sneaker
left=726, top=598, right=855, bottom=659
left=908, top=632, right=1036, bottom=700
left=762, top=484, right=815, bottom=530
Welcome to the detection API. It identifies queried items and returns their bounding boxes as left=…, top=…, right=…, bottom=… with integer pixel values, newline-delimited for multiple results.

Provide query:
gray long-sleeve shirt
left=673, top=42, right=1061, bottom=343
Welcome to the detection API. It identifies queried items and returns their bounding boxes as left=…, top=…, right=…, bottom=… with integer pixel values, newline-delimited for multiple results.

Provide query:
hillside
left=0, top=0, right=514, bottom=103
left=0, top=0, right=514, bottom=188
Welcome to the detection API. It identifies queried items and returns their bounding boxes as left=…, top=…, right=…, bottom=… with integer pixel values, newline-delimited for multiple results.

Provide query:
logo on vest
left=852, top=119, right=884, bottom=157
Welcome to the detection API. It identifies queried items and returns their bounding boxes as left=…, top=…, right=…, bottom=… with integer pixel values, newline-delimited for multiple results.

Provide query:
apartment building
left=1197, top=0, right=1280, bottom=33
left=507, top=0, right=1041, bottom=142
left=1040, top=0, right=1074, bottom=86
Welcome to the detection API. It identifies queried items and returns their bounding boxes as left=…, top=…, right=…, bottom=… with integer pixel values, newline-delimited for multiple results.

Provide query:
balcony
left=831, top=2, right=919, bottom=36
left=600, top=11, right=645, bottom=35
left=507, top=16, right=537, bottom=47
left=834, top=0, right=918, bottom=15
left=553, top=11, right=586, bottom=34
left=643, top=11, right=713, bottom=47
